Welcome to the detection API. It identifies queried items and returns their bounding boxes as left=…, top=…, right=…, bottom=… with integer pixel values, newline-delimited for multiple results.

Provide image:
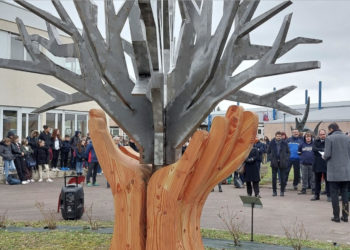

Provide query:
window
left=110, top=127, right=119, bottom=136
left=77, top=114, right=87, bottom=136
left=28, top=114, right=39, bottom=136
left=0, top=30, right=10, bottom=59
left=10, top=34, right=24, bottom=60
left=65, top=114, right=75, bottom=136
left=46, top=113, right=56, bottom=132
left=57, top=113, right=62, bottom=134
left=3, top=110, right=17, bottom=138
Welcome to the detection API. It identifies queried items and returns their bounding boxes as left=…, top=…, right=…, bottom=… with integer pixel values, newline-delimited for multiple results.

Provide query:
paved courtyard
left=1, top=176, right=349, bottom=245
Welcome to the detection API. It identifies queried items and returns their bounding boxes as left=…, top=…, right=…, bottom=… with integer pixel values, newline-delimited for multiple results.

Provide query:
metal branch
left=27, top=22, right=78, bottom=58
left=34, top=83, right=92, bottom=113
left=14, top=0, right=75, bottom=36
left=238, top=1, right=292, bottom=38
left=226, top=86, right=302, bottom=115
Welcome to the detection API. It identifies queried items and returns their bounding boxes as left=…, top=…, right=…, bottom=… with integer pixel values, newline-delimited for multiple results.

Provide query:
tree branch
left=14, top=0, right=76, bottom=36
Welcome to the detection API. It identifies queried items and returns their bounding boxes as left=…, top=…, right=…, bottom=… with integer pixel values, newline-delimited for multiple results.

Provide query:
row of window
left=0, top=29, right=80, bottom=74
left=1, top=108, right=88, bottom=140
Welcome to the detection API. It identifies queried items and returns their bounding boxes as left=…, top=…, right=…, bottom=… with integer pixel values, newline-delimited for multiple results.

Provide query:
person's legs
left=38, top=164, right=43, bottom=180
left=309, top=165, right=315, bottom=191
left=52, top=150, right=59, bottom=169
left=324, top=172, right=330, bottom=197
left=246, top=182, right=252, bottom=196
left=314, top=172, right=322, bottom=196
left=293, top=160, right=301, bottom=187
left=271, top=167, right=277, bottom=195
left=253, top=181, right=260, bottom=197
left=3, top=160, right=10, bottom=181
left=14, top=157, right=25, bottom=181
left=285, top=161, right=292, bottom=186
left=76, top=161, right=83, bottom=175
left=300, top=164, right=308, bottom=192
left=44, top=164, right=52, bottom=182
left=92, top=162, right=98, bottom=184
left=86, top=162, right=93, bottom=184
left=280, top=168, right=286, bottom=194
left=218, top=182, right=222, bottom=192
left=330, top=182, right=340, bottom=221
left=340, top=182, right=349, bottom=221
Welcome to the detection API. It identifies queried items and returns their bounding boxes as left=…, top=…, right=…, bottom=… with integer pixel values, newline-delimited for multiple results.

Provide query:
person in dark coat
left=11, top=135, right=28, bottom=184
left=70, top=131, right=81, bottom=169
left=286, top=129, right=303, bottom=190
left=0, top=138, right=16, bottom=182
left=35, top=140, right=53, bottom=183
left=50, top=129, right=62, bottom=171
left=61, top=135, right=71, bottom=169
left=39, top=125, right=52, bottom=149
left=244, top=147, right=261, bottom=197
left=324, top=123, right=350, bottom=223
left=298, top=132, right=315, bottom=195
left=268, top=131, right=290, bottom=197
left=254, top=138, right=265, bottom=170
left=312, top=129, right=329, bottom=201
left=84, top=141, right=100, bottom=186
left=74, top=139, right=86, bottom=176
left=27, top=130, right=39, bottom=152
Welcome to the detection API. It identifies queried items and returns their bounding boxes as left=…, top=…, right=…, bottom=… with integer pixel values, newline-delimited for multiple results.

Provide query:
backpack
left=7, top=174, right=21, bottom=185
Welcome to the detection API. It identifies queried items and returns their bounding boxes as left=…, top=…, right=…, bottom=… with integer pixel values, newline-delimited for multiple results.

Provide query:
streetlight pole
left=283, top=113, right=286, bottom=132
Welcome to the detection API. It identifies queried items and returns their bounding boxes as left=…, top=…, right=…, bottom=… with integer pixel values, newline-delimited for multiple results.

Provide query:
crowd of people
left=241, top=122, right=350, bottom=223
left=0, top=125, right=125, bottom=187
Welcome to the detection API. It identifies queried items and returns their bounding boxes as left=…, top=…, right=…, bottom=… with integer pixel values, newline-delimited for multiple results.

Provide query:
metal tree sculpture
left=0, top=0, right=321, bottom=249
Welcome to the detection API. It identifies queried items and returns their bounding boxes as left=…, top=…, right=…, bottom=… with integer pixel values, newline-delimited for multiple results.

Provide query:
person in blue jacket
left=84, top=141, right=100, bottom=186
left=298, top=132, right=315, bottom=194
left=286, top=129, right=303, bottom=190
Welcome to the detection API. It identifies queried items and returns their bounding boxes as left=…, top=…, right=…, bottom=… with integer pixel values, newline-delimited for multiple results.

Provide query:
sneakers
left=22, top=180, right=29, bottom=185
left=280, top=192, right=284, bottom=197
left=87, top=183, right=92, bottom=187
left=93, top=183, right=100, bottom=186
left=298, top=189, right=306, bottom=195
left=310, top=195, right=320, bottom=201
left=341, top=216, right=348, bottom=222
left=30, top=179, right=35, bottom=183
left=331, top=217, right=340, bottom=223
left=272, top=191, right=277, bottom=197
left=38, top=179, right=43, bottom=182
left=47, top=178, right=53, bottom=182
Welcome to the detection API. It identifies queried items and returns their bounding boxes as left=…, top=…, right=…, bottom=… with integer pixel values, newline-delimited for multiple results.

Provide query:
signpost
left=240, top=196, right=263, bottom=242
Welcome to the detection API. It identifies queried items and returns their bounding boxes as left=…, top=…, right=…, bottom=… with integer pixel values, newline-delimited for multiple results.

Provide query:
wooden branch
left=147, top=106, right=258, bottom=249
left=88, top=109, right=151, bottom=250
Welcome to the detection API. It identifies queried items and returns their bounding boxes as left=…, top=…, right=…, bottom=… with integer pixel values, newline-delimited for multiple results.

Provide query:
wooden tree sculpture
left=0, top=1, right=321, bottom=249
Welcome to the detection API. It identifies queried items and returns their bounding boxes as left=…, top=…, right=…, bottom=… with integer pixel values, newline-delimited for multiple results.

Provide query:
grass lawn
left=260, top=162, right=294, bottom=186
left=1, top=221, right=349, bottom=249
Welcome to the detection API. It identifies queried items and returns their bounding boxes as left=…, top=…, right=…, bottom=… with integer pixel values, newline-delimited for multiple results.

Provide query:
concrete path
left=0, top=176, right=349, bottom=245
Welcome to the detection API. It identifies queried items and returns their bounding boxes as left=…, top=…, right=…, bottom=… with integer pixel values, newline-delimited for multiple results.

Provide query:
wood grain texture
left=88, top=106, right=258, bottom=250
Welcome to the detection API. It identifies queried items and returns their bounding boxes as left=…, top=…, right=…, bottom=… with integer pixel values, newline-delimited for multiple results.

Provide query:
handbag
left=26, top=156, right=37, bottom=168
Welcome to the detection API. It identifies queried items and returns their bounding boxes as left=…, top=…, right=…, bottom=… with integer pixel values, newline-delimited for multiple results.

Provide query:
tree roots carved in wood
left=88, top=106, right=258, bottom=250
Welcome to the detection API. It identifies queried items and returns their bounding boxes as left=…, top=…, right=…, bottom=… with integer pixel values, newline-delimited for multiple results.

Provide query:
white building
left=0, top=0, right=101, bottom=140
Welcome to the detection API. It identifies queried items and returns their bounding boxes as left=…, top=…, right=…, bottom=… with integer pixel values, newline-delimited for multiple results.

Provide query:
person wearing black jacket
left=244, top=147, right=261, bottom=197
left=0, top=138, right=16, bottom=182
left=39, top=125, right=52, bottom=149
left=27, top=130, right=39, bottom=152
left=312, top=129, right=329, bottom=201
left=50, top=129, right=62, bottom=171
left=35, top=140, right=53, bottom=182
left=11, top=135, right=28, bottom=184
left=268, top=131, right=290, bottom=196
left=61, top=135, right=71, bottom=169
left=70, top=131, right=81, bottom=169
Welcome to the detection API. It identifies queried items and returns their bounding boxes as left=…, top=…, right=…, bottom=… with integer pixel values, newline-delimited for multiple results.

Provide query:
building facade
left=0, top=1, right=103, bottom=140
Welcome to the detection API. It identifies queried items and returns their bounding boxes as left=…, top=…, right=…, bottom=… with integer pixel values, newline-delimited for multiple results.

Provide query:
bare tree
left=0, top=0, right=320, bottom=166
left=0, top=1, right=320, bottom=249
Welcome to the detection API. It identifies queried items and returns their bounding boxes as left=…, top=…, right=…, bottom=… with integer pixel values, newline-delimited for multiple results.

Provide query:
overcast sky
left=8, top=0, right=350, bottom=110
